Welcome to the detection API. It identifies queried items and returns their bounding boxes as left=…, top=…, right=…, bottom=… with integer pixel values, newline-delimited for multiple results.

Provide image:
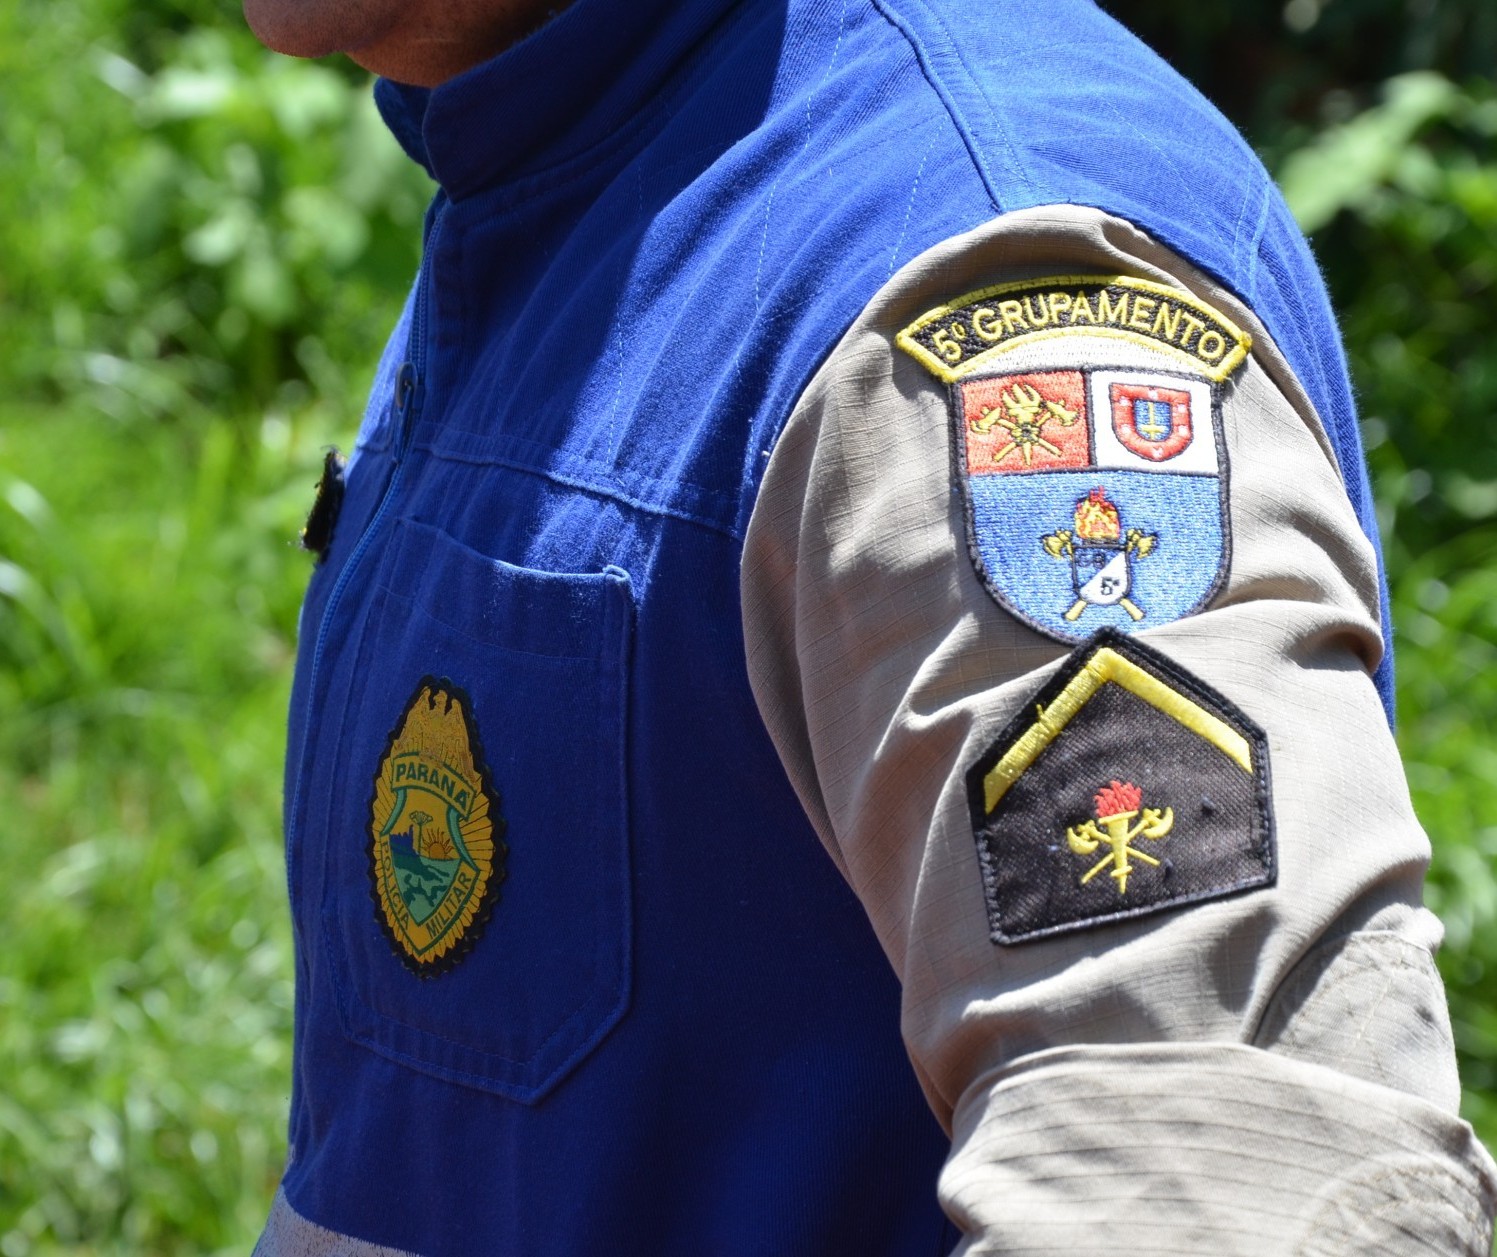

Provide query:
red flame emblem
left=1073, top=487, right=1121, bottom=541
left=1094, top=779, right=1143, bottom=818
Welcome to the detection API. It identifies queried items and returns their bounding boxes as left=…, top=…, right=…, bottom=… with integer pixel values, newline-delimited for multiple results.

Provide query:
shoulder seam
left=866, top=0, right=1033, bottom=213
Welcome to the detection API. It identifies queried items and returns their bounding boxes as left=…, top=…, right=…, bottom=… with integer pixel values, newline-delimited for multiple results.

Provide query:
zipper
left=288, top=194, right=447, bottom=895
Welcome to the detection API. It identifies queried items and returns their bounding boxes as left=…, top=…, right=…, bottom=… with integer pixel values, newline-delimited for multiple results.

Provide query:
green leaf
left=1279, top=72, right=1460, bottom=232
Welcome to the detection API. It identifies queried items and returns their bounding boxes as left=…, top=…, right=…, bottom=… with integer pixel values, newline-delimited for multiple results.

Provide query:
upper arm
left=741, top=202, right=1495, bottom=1252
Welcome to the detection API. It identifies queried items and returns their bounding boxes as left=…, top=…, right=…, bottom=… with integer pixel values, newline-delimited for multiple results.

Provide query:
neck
left=349, top=0, right=570, bottom=87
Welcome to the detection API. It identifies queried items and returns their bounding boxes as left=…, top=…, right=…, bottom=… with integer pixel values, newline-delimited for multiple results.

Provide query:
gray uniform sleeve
left=741, top=204, right=1497, bottom=1253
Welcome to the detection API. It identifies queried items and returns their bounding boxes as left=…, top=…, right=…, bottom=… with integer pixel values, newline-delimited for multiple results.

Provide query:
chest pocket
left=318, top=516, right=633, bottom=1103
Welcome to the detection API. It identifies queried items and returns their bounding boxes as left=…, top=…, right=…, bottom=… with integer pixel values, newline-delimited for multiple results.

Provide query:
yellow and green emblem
left=369, top=677, right=505, bottom=975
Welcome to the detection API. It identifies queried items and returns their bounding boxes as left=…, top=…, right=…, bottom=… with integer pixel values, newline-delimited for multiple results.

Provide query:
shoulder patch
left=896, top=274, right=1251, bottom=383
left=369, top=677, right=507, bottom=976
left=897, top=277, right=1249, bottom=643
left=966, top=630, right=1273, bottom=945
left=953, top=365, right=1229, bottom=641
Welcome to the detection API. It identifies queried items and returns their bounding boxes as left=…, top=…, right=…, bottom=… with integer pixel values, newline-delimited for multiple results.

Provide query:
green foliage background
left=0, top=0, right=1493, bottom=1250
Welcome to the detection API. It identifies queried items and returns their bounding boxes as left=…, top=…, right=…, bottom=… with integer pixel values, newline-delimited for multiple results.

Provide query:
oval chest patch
left=369, top=677, right=506, bottom=975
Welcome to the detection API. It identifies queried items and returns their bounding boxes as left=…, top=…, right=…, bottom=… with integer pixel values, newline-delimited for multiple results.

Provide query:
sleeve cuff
left=941, top=1042, right=1497, bottom=1255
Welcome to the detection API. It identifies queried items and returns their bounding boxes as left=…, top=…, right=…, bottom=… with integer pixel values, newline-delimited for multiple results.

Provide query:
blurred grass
left=1, top=0, right=1495, bottom=1252
left=0, top=406, right=326, bottom=1255
left=0, top=1, right=425, bottom=1250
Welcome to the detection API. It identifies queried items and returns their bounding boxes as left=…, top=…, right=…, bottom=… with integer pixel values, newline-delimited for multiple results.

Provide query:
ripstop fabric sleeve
left=740, top=204, right=1497, bottom=1253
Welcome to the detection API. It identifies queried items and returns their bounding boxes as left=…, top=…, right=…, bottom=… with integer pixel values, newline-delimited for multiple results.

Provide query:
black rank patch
left=299, top=448, right=346, bottom=563
left=966, top=629, right=1273, bottom=945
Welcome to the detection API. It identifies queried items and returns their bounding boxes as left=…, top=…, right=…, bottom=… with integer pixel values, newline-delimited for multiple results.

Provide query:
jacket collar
left=375, top=0, right=747, bottom=198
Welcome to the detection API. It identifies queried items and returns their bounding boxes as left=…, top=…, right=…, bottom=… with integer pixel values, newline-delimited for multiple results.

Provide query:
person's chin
left=241, top=0, right=365, bottom=57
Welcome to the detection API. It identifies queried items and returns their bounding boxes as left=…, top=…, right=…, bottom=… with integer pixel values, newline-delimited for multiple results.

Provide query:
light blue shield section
left=966, top=469, right=1225, bottom=640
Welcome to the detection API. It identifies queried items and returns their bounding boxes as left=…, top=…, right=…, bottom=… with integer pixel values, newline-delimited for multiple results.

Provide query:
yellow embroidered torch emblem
left=1066, top=779, right=1173, bottom=895
left=370, top=678, right=504, bottom=974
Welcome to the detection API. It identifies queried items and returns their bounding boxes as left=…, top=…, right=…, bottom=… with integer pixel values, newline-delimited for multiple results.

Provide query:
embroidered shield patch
left=953, top=366, right=1226, bottom=641
left=369, top=677, right=506, bottom=975
left=898, top=275, right=1251, bottom=643
left=966, top=630, right=1274, bottom=944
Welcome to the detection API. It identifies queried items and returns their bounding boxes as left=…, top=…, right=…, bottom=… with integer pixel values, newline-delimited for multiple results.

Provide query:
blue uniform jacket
left=269, top=0, right=1388, bottom=1251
